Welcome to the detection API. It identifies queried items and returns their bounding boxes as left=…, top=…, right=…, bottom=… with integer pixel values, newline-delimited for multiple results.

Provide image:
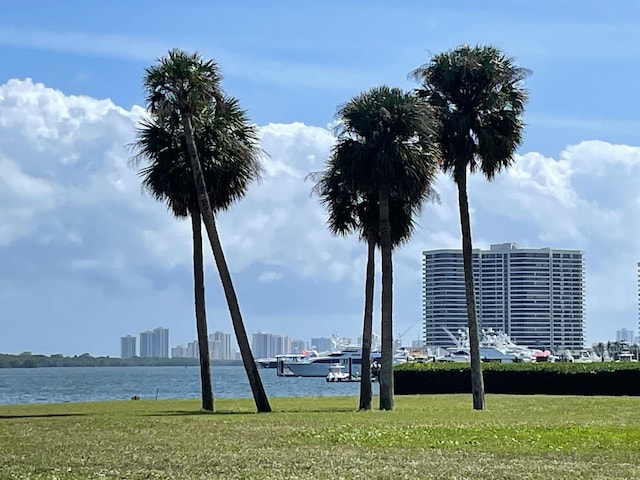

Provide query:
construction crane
left=396, top=320, right=422, bottom=348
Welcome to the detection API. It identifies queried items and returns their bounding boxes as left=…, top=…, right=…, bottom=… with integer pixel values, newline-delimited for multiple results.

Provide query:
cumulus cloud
left=0, top=78, right=638, bottom=354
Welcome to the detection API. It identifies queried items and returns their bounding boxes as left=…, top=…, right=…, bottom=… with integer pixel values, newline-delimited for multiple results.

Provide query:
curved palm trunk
left=456, top=170, right=485, bottom=410
left=181, top=110, right=271, bottom=413
left=358, top=238, right=376, bottom=410
left=378, top=189, right=394, bottom=410
left=191, top=206, right=214, bottom=411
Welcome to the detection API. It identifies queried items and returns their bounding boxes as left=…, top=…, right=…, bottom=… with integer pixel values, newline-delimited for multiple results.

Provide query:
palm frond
left=130, top=89, right=262, bottom=218
left=412, top=44, right=530, bottom=182
left=143, top=48, right=223, bottom=120
left=313, top=86, right=440, bottom=248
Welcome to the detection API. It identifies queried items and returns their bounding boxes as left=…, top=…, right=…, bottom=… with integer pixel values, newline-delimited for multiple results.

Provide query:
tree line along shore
left=0, top=353, right=242, bottom=368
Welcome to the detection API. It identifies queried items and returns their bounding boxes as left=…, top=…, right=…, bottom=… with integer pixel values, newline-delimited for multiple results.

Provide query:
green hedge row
left=394, top=362, right=640, bottom=396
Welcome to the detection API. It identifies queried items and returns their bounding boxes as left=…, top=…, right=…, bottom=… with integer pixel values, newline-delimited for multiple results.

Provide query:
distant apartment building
left=209, top=331, right=232, bottom=360
left=310, top=337, right=333, bottom=353
left=290, top=339, right=309, bottom=353
left=171, top=344, right=188, bottom=358
left=171, top=340, right=201, bottom=359
left=120, top=335, right=136, bottom=359
left=251, top=332, right=290, bottom=358
left=616, top=328, right=635, bottom=344
left=139, top=327, right=170, bottom=358
left=423, top=243, right=585, bottom=350
left=139, top=331, right=153, bottom=357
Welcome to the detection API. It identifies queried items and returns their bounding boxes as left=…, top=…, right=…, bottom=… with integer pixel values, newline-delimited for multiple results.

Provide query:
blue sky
left=1, top=1, right=639, bottom=355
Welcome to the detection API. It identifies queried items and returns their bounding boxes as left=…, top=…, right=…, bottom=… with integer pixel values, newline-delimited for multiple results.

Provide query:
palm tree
left=143, top=49, right=271, bottom=412
left=412, top=44, right=530, bottom=410
left=131, top=97, right=262, bottom=412
left=312, top=163, right=430, bottom=410
left=329, top=86, right=440, bottom=410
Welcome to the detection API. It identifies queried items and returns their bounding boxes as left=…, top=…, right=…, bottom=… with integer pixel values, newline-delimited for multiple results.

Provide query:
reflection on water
left=0, top=366, right=379, bottom=405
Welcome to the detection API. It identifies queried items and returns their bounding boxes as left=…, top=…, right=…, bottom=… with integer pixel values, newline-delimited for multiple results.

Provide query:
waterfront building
left=139, top=327, right=170, bottom=358
left=310, top=337, right=333, bottom=353
left=171, top=344, right=188, bottom=358
left=139, top=330, right=153, bottom=357
left=423, top=243, right=585, bottom=350
left=209, top=331, right=232, bottom=360
left=120, top=335, right=136, bottom=359
left=290, top=339, right=309, bottom=353
left=186, top=340, right=199, bottom=358
left=616, top=328, right=635, bottom=344
left=152, top=327, right=169, bottom=358
left=251, top=332, right=270, bottom=359
left=251, top=332, right=291, bottom=358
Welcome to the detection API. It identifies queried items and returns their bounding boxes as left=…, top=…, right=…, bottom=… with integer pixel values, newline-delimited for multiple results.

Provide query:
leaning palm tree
left=330, top=86, right=440, bottom=410
left=143, top=48, right=271, bottom=412
left=412, top=44, right=529, bottom=410
left=312, top=161, right=437, bottom=410
left=131, top=97, right=262, bottom=412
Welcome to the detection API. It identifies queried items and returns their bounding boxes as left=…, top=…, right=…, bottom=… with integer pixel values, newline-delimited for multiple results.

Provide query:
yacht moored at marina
left=257, top=353, right=308, bottom=369
left=285, top=346, right=364, bottom=377
left=435, top=328, right=550, bottom=363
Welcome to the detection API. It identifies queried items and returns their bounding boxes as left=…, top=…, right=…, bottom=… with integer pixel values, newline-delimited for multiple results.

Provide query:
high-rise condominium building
left=310, top=337, right=333, bottom=353
left=616, top=328, right=634, bottom=344
left=423, top=243, right=585, bottom=350
left=290, top=339, right=309, bottom=353
left=251, top=332, right=291, bottom=358
left=209, top=331, right=232, bottom=360
left=139, top=327, right=170, bottom=358
left=139, top=330, right=153, bottom=357
left=120, top=335, right=136, bottom=358
left=171, top=340, right=200, bottom=359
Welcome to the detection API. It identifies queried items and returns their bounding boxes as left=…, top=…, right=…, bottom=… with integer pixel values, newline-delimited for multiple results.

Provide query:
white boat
left=325, top=364, right=352, bottom=382
left=256, top=357, right=278, bottom=368
left=371, top=348, right=417, bottom=365
left=436, top=349, right=470, bottom=362
left=275, top=352, right=317, bottom=376
left=570, top=349, right=601, bottom=363
left=436, top=328, right=542, bottom=363
left=285, top=346, right=364, bottom=377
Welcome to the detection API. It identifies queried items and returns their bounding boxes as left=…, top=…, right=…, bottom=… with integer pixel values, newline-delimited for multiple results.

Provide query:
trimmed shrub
left=394, top=362, right=640, bottom=396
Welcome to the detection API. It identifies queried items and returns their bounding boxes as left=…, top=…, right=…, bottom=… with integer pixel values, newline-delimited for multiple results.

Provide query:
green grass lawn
left=1, top=395, right=639, bottom=479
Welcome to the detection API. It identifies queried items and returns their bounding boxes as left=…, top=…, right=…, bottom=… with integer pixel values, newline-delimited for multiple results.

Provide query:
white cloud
left=257, top=271, right=283, bottom=283
left=0, top=78, right=639, bottom=355
left=0, top=27, right=380, bottom=91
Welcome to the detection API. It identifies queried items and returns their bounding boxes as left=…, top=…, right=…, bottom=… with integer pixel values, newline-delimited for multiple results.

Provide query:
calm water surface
left=0, top=366, right=379, bottom=405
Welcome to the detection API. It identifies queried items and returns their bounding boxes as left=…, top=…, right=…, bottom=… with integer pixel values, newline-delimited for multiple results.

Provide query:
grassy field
left=1, top=395, right=639, bottom=479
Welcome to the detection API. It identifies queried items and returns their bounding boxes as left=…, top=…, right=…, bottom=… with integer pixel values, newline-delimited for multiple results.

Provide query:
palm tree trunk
left=191, top=206, right=213, bottom=411
left=378, top=189, right=394, bottom=411
left=456, top=169, right=485, bottom=410
left=358, top=238, right=376, bottom=410
left=181, top=110, right=272, bottom=413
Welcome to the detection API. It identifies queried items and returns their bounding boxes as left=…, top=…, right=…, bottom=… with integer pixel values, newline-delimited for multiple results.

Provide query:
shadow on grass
left=0, top=413, right=87, bottom=420
left=146, top=406, right=358, bottom=417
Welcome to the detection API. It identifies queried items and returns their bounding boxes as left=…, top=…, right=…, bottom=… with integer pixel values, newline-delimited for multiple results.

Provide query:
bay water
left=0, top=366, right=379, bottom=405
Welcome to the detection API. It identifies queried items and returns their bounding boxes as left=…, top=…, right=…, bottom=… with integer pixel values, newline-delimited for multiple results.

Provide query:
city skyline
left=1, top=2, right=640, bottom=356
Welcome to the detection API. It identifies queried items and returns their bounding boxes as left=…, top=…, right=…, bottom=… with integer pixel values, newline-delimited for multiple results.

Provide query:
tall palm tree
left=131, top=97, right=262, bottom=412
left=312, top=164, right=428, bottom=410
left=412, top=44, right=530, bottom=410
left=330, top=86, right=440, bottom=410
left=143, top=48, right=271, bottom=412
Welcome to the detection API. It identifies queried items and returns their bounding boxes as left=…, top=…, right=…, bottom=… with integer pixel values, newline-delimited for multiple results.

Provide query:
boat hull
left=286, top=360, right=362, bottom=377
